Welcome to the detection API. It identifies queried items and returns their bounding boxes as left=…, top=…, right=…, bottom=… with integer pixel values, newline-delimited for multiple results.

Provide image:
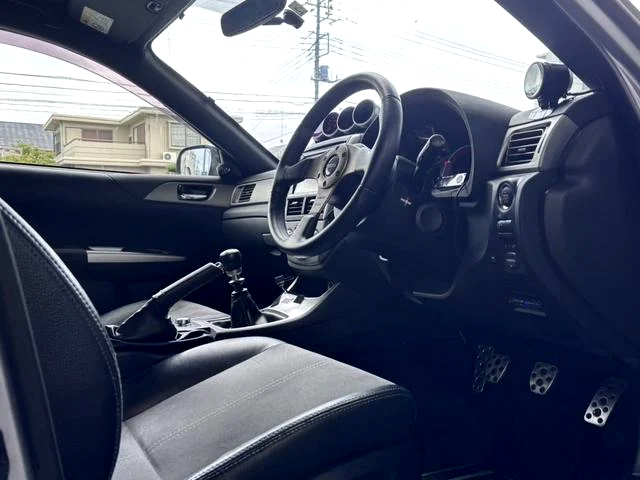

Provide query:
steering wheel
left=268, top=72, right=403, bottom=256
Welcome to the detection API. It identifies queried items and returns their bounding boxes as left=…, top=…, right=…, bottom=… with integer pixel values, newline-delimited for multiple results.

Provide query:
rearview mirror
left=221, top=0, right=286, bottom=37
left=176, top=146, right=223, bottom=176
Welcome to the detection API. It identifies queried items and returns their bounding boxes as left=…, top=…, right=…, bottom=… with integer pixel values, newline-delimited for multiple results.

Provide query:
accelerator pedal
left=584, top=378, right=627, bottom=427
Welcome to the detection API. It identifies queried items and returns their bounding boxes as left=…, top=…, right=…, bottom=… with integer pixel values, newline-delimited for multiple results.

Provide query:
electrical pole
left=308, top=0, right=336, bottom=101
left=313, top=0, right=321, bottom=101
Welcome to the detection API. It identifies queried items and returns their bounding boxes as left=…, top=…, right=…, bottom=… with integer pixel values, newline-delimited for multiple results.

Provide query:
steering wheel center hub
left=320, top=145, right=348, bottom=188
left=324, top=155, right=340, bottom=176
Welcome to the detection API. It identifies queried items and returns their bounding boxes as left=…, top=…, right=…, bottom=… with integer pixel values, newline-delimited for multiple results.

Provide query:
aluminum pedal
left=584, top=378, right=627, bottom=427
left=472, top=345, right=510, bottom=392
left=486, top=353, right=511, bottom=384
left=529, top=362, right=558, bottom=395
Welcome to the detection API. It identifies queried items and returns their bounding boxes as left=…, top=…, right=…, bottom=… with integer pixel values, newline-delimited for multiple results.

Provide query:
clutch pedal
left=529, top=362, right=558, bottom=395
left=584, top=378, right=627, bottom=427
left=472, top=345, right=510, bottom=393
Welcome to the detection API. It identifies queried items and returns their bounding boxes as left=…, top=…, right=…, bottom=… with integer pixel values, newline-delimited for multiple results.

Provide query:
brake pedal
left=584, top=378, right=627, bottom=427
left=529, top=362, right=558, bottom=395
left=486, top=353, right=510, bottom=384
left=472, top=345, right=510, bottom=392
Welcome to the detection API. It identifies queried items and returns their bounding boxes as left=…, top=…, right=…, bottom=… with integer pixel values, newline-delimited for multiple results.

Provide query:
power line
left=331, top=3, right=529, bottom=69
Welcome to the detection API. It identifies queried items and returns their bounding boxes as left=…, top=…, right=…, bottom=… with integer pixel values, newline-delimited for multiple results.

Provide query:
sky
left=0, top=0, right=616, bottom=150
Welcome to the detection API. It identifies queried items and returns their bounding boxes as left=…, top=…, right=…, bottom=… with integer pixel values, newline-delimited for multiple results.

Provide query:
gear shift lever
left=220, top=249, right=267, bottom=328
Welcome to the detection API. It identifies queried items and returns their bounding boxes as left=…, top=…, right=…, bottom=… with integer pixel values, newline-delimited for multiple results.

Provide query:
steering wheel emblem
left=324, top=155, right=340, bottom=176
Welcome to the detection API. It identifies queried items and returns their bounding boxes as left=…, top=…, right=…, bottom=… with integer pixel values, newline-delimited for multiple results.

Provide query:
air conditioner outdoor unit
left=163, top=151, right=177, bottom=162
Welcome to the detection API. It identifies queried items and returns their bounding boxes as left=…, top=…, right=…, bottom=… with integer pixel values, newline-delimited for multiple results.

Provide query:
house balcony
left=55, top=139, right=172, bottom=173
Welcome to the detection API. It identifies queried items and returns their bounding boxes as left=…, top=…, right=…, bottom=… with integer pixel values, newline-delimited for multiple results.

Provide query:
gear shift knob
left=219, top=249, right=242, bottom=280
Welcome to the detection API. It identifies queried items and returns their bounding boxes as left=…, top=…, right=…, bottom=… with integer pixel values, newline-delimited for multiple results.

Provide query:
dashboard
left=221, top=86, right=640, bottom=361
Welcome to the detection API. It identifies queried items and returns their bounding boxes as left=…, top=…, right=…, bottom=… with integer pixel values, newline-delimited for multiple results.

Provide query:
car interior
left=0, top=0, right=639, bottom=479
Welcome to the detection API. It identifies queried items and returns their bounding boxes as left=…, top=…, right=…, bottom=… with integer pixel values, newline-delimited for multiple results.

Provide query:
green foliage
left=167, top=163, right=177, bottom=173
left=1, top=143, right=55, bottom=166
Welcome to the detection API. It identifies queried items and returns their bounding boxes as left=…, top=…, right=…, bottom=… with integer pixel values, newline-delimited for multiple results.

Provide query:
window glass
left=169, top=123, right=202, bottom=148
left=132, top=124, right=145, bottom=144
left=153, top=0, right=590, bottom=155
left=81, top=129, right=113, bottom=142
left=0, top=41, right=220, bottom=174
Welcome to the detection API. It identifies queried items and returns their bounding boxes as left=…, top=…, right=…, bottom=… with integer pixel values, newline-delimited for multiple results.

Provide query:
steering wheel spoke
left=282, top=155, right=324, bottom=184
left=287, top=213, right=319, bottom=244
left=343, top=144, right=373, bottom=176
left=286, top=183, right=336, bottom=246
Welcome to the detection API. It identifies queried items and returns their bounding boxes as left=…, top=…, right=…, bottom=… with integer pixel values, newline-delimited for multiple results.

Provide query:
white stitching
left=145, top=359, right=327, bottom=453
left=188, top=385, right=412, bottom=480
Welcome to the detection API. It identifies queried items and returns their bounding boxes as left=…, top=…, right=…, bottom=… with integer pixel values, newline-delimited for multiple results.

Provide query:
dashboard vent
left=286, top=197, right=304, bottom=216
left=235, top=183, right=256, bottom=203
left=303, top=196, right=316, bottom=214
left=504, top=126, right=547, bottom=166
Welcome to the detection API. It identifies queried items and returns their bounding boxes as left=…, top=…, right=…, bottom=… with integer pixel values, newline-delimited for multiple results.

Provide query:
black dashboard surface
left=222, top=88, right=640, bottom=361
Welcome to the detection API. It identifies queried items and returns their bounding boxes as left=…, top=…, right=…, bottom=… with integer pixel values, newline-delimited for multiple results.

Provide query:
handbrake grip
left=152, top=262, right=224, bottom=312
left=114, top=262, right=224, bottom=342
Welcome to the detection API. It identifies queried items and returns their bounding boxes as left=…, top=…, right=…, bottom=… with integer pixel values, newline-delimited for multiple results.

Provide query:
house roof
left=43, top=107, right=171, bottom=131
left=43, top=114, right=121, bottom=131
left=0, top=122, right=53, bottom=150
left=42, top=107, right=244, bottom=133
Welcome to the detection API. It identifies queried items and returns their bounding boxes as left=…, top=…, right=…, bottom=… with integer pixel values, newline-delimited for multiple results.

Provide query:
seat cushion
left=112, top=337, right=416, bottom=480
left=101, top=299, right=229, bottom=326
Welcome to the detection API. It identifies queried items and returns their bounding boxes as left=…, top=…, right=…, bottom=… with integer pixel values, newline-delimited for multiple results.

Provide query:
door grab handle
left=177, top=184, right=213, bottom=201
left=178, top=193, right=209, bottom=201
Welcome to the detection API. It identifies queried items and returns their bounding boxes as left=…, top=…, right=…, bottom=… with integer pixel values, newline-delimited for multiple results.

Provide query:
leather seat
left=1, top=196, right=419, bottom=480
left=102, top=299, right=229, bottom=327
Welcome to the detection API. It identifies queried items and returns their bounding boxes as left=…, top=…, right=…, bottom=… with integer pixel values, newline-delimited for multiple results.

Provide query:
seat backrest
left=0, top=197, right=121, bottom=480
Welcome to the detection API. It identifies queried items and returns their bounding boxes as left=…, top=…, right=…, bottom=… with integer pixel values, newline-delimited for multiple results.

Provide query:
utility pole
left=308, top=0, right=336, bottom=101
left=313, top=0, right=321, bottom=101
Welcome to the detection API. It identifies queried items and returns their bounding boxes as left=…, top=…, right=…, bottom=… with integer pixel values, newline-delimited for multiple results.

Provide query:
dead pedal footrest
left=472, top=345, right=510, bottom=393
left=584, top=378, right=627, bottom=427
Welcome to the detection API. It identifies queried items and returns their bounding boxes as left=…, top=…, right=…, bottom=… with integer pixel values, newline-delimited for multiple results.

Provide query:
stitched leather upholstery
left=0, top=197, right=122, bottom=480
left=114, top=338, right=417, bottom=480
left=101, top=300, right=229, bottom=327
left=2, top=196, right=418, bottom=480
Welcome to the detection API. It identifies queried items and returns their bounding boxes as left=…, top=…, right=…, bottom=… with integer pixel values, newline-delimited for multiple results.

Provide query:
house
left=0, top=121, right=53, bottom=157
left=43, top=107, right=212, bottom=174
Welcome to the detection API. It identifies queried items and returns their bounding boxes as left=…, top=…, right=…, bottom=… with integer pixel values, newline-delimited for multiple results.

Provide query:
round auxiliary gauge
left=523, top=61, right=572, bottom=108
left=524, top=63, right=544, bottom=100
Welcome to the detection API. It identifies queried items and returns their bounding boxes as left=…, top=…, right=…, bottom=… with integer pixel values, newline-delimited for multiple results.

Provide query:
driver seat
left=0, top=196, right=418, bottom=479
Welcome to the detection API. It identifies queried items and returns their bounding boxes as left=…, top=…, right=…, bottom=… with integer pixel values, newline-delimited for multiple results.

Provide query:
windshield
left=152, top=0, right=582, bottom=155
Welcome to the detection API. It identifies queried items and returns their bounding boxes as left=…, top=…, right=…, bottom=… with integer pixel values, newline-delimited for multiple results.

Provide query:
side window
left=0, top=40, right=221, bottom=175
left=169, top=123, right=202, bottom=149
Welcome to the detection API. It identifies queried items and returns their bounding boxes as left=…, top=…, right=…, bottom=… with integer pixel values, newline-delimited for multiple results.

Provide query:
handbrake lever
left=114, top=262, right=225, bottom=342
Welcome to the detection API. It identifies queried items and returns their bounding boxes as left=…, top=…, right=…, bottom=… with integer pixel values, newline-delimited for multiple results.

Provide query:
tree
left=1, top=143, right=55, bottom=166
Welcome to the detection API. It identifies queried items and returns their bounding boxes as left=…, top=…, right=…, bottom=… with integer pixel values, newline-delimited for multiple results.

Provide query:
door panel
left=0, top=164, right=233, bottom=313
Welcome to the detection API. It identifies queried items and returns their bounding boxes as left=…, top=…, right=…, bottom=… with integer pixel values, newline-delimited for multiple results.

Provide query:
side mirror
left=221, top=0, right=286, bottom=37
left=176, top=145, right=223, bottom=177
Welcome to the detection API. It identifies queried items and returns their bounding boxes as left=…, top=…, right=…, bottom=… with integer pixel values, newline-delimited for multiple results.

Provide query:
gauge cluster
left=313, top=99, right=379, bottom=143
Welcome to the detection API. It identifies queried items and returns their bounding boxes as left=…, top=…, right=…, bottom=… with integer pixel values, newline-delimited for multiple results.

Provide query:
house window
left=169, top=123, right=201, bottom=149
left=132, top=123, right=145, bottom=144
left=53, top=132, right=61, bottom=155
left=81, top=129, right=113, bottom=142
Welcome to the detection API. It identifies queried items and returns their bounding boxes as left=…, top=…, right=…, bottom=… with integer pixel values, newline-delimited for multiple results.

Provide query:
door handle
left=177, top=183, right=214, bottom=201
